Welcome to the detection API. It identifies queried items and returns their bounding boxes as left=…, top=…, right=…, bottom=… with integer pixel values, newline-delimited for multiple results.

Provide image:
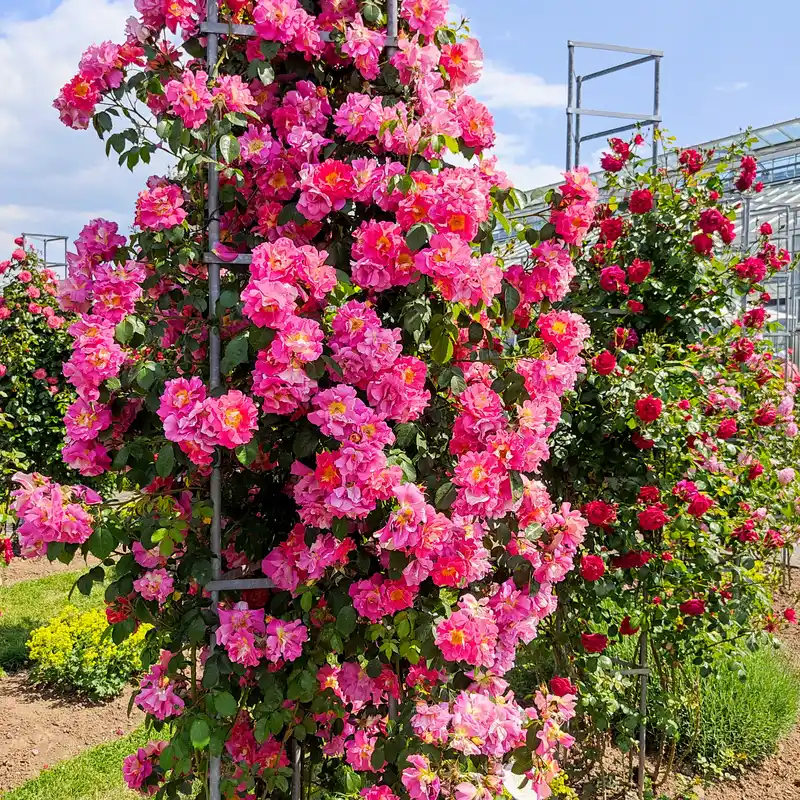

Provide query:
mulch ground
left=0, top=671, right=143, bottom=791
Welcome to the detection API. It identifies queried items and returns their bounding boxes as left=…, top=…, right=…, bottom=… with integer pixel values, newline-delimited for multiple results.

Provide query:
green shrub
left=27, top=607, right=150, bottom=699
left=0, top=570, right=104, bottom=671
left=673, top=646, right=800, bottom=777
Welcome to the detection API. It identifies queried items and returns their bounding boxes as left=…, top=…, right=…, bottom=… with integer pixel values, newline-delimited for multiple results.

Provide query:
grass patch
left=676, top=645, right=800, bottom=776
left=0, top=571, right=104, bottom=671
left=0, top=729, right=148, bottom=800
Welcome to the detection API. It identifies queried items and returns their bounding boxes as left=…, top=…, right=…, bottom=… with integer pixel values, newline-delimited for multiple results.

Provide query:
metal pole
left=386, top=0, right=398, bottom=54
left=292, top=741, right=302, bottom=800
left=637, top=629, right=648, bottom=799
left=574, top=77, right=583, bottom=168
left=742, top=197, right=751, bottom=313
left=652, top=57, right=661, bottom=165
left=205, top=0, right=222, bottom=797
left=566, top=43, right=574, bottom=170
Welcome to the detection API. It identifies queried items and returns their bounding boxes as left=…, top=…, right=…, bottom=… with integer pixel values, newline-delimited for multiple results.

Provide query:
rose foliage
left=13, top=2, right=602, bottom=800
left=531, top=134, right=800, bottom=781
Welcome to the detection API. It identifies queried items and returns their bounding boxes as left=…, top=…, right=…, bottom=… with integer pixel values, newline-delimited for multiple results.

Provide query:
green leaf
left=191, top=719, right=211, bottom=750
left=236, top=439, right=260, bottom=467
left=468, top=322, right=484, bottom=344
left=293, top=427, right=318, bottom=459
left=435, top=482, right=457, bottom=511
left=221, top=335, right=249, bottom=374
left=371, top=746, right=385, bottom=771
left=214, top=691, right=238, bottom=718
left=336, top=605, right=358, bottom=636
left=219, top=134, right=240, bottom=164
left=405, top=222, right=436, bottom=252
left=156, top=442, right=175, bottom=478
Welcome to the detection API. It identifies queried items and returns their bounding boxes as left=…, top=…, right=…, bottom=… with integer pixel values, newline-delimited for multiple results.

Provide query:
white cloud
left=715, top=81, right=749, bottom=93
left=491, top=133, right=563, bottom=191
left=473, top=63, right=565, bottom=111
left=0, top=0, right=147, bottom=255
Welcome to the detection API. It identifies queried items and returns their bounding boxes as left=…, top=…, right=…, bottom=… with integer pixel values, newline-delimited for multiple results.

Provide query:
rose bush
left=12, top=2, right=599, bottom=799
left=525, top=135, right=800, bottom=783
left=0, top=244, right=74, bottom=559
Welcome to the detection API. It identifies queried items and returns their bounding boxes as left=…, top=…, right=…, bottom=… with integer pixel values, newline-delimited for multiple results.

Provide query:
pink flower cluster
left=158, top=378, right=259, bottom=466
left=122, top=740, right=168, bottom=794
left=215, top=601, right=308, bottom=667
left=135, top=650, right=185, bottom=720
left=10, top=472, right=102, bottom=557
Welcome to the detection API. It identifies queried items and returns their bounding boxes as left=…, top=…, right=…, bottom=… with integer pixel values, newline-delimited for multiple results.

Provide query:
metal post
left=574, top=77, right=582, bottom=168
left=205, top=0, right=222, bottom=797
left=652, top=56, right=661, bottom=165
left=386, top=0, right=398, bottom=55
left=637, top=629, right=648, bottom=799
left=292, top=741, right=302, bottom=800
left=566, top=43, right=574, bottom=170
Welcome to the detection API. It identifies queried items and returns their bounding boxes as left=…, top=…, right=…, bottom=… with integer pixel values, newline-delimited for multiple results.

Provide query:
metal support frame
left=566, top=41, right=662, bottom=171
left=20, top=233, right=68, bottom=280
left=203, top=5, right=399, bottom=799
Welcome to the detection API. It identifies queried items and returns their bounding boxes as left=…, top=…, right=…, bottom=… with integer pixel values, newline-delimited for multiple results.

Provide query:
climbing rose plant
left=14, top=2, right=596, bottom=799
left=532, top=134, right=800, bottom=783
left=0, top=242, right=73, bottom=560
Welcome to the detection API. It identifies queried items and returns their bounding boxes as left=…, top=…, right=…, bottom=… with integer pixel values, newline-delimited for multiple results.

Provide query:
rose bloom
left=635, top=395, right=663, bottom=423
left=583, top=500, right=616, bottom=528
left=580, top=554, right=605, bottom=582
left=592, top=350, right=617, bottom=376
left=687, top=494, right=714, bottom=518
left=784, top=608, right=798, bottom=625
left=628, top=188, right=653, bottom=214
left=581, top=633, right=608, bottom=653
left=631, top=431, right=655, bottom=450
left=748, top=463, right=764, bottom=480
left=638, top=485, right=660, bottom=504
left=550, top=676, right=577, bottom=696
left=627, top=299, right=645, bottom=314
left=619, top=616, right=640, bottom=636
left=717, top=418, right=737, bottom=439
left=638, top=505, right=669, bottom=530
left=679, top=599, right=706, bottom=617
left=627, top=258, right=651, bottom=283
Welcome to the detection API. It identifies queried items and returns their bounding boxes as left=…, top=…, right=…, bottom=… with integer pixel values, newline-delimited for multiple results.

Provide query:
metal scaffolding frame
left=20, top=233, right=68, bottom=280
left=200, top=4, right=399, bottom=799
left=566, top=41, right=663, bottom=171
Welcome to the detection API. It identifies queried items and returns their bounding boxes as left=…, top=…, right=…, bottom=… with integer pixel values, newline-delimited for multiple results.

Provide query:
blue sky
left=0, top=0, right=798, bottom=257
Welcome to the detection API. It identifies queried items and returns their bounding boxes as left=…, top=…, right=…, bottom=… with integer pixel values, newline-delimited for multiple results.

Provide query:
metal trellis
left=20, top=233, right=68, bottom=281
left=566, top=41, right=663, bottom=171
left=201, top=4, right=399, bottom=798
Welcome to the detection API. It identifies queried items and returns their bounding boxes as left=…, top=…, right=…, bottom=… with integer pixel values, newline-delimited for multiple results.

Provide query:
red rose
left=631, top=431, right=655, bottom=450
left=580, top=554, right=606, bottom=581
left=635, top=395, right=663, bottom=423
left=679, top=149, right=703, bottom=174
left=754, top=404, right=777, bottom=426
left=638, top=505, right=669, bottom=530
left=747, top=463, right=764, bottom=480
left=619, top=616, right=640, bottom=636
left=627, top=258, right=652, bottom=284
left=629, top=189, right=653, bottom=214
left=583, top=500, right=617, bottom=528
left=678, top=399, right=690, bottom=411
left=242, top=588, right=270, bottom=608
left=743, top=307, right=765, bottom=329
left=627, top=299, right=644, bottom=314
left=600, top=153, right=625, bottom=172
left=687, top=493, right=714, bottom=518
left=661, top=551, right=674, bottom=562
left=13, top=236, right=24, bottom=246
left=652, top=596, right=662, bottom=605
left=613, top=326, right=639, bottom=350
left=760, top=222, right=773, bottom=236
left=599, top=217, right=624, bottom=243
left=581, top=633, right=609, bottom=653
left=638, top=485, right=660, bottom=504
left=11, top=248, right=25, bottom=261
left=613, top=550, right=655, bottom=569
left=550, top=676, right=578, bottom=696
left=717, top=418, right=737, bottom=439
left=732, top=338, right=755, bottom=362
left=599, top=265, right=629, bottom=294
left=784, top=608, right=797, bottom=625
left=592, top=350, right=617, bottom=376
left=679, top=599, right=706, bottom=617
left=692, top=233, right=713, bottom=255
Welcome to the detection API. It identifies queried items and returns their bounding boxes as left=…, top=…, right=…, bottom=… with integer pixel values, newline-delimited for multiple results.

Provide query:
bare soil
left=0, top=555, right=100, bottom=588
left=0, top=671, right=143, bottom=791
